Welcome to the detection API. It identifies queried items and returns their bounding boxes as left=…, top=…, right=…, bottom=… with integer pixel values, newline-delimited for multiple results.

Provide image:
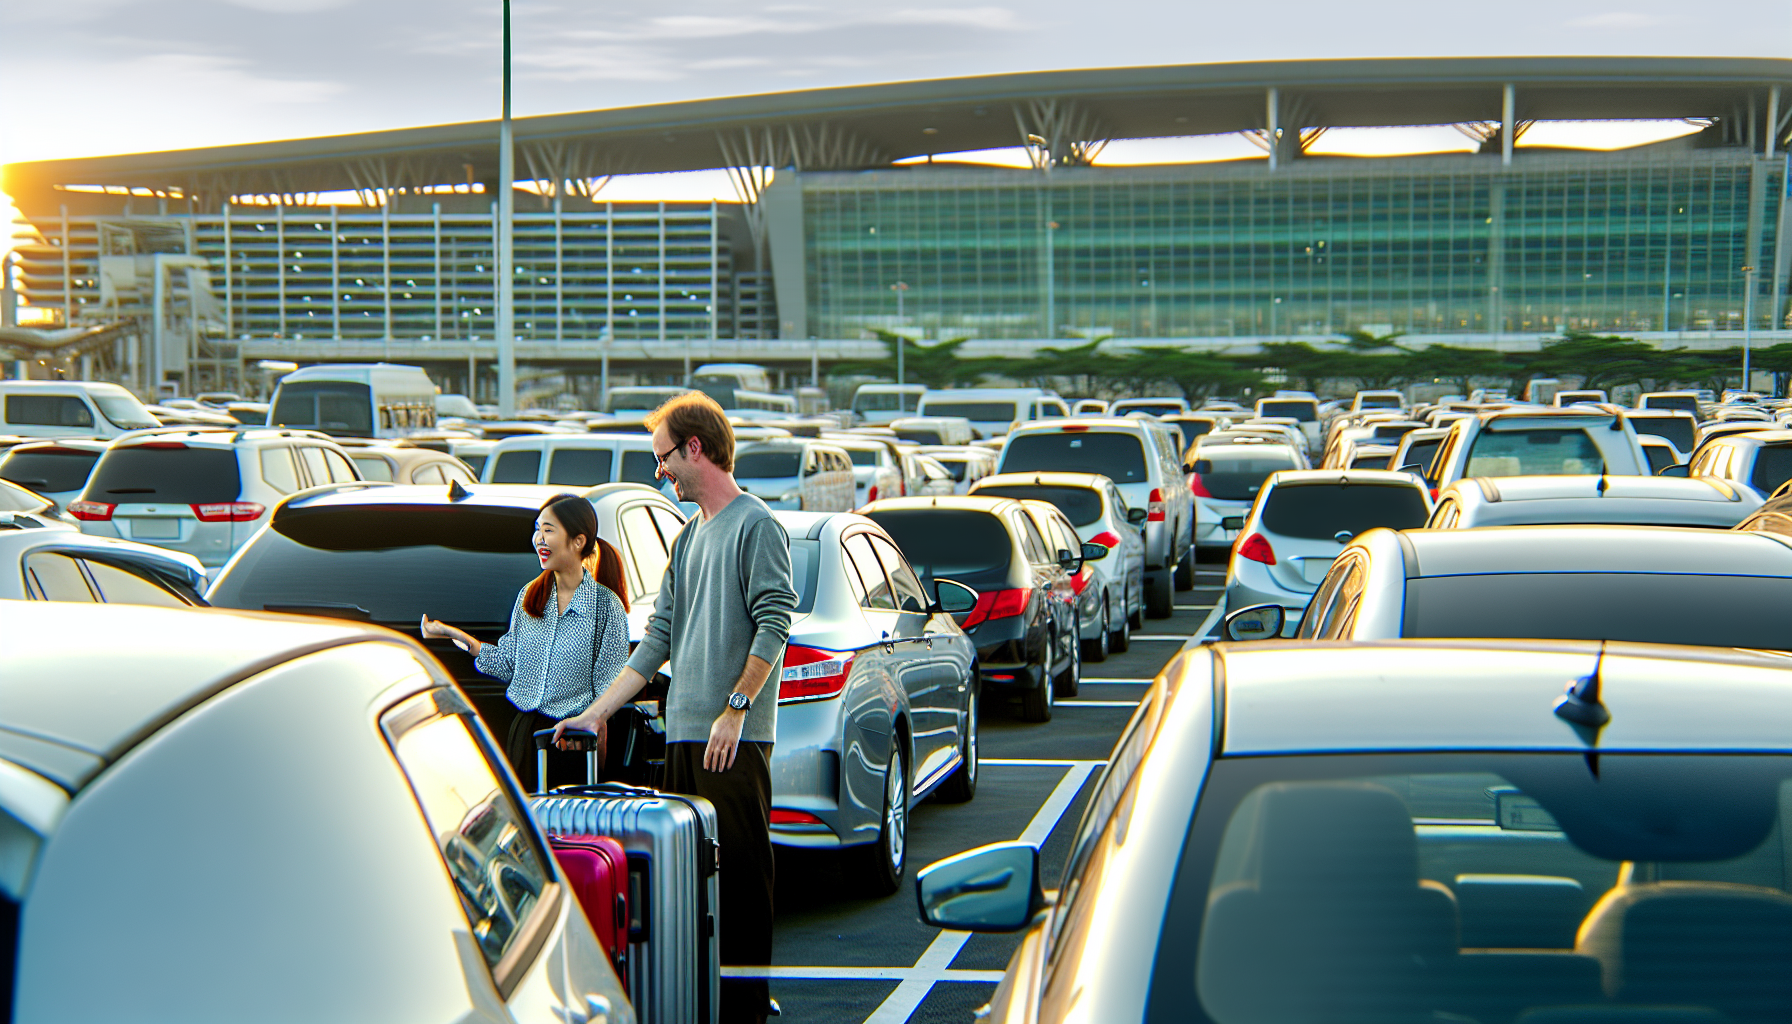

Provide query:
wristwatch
left=727, top=692, right=752, bottom=712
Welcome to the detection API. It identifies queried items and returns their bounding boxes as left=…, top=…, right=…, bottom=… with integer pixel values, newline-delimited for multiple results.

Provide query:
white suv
left=1427, top=408, right=1649, bottom=490
left=70, top=428, right=364, bottom=568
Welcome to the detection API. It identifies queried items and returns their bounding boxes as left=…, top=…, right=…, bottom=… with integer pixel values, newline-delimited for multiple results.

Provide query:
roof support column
left=1767, top=85, right=1781, bottom=160
left=1502, top=84, right=1516, bottom=167
left=1267, top=88, right=1280, bottom=172
left=495, top=0, right=516, bottom=415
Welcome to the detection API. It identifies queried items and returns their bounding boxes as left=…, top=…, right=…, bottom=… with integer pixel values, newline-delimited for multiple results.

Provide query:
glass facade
left=802, top=148, right=1785, bottom=339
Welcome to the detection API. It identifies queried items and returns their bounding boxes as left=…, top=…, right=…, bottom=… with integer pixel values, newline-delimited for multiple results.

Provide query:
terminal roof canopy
left=6, top=56, right=1792, bottom=213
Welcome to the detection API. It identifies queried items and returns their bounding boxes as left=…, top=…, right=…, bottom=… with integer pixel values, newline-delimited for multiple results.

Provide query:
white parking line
left=1131, top=634, right=1192, bottom=641
left=1058, top=700, right=1141, bottom=708
left=723, top=965, right=1005, bottom=983
left=858, top=761, right=1101, bottom=1024
left=983, top=758, right=1108, bottom=767
left=1081, top=676, right=1152, bottom=684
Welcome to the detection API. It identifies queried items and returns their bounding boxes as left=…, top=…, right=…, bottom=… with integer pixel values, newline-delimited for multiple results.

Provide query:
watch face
left=729, top=692, right=749, bottom=710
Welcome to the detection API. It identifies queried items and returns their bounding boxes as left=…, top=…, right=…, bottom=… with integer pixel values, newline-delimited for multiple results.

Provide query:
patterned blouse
left=474, top=570, right=631, bottom=719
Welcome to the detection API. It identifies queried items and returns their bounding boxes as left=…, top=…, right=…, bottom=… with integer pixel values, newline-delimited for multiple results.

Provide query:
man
left=556, top=390, right=795, bottom=1024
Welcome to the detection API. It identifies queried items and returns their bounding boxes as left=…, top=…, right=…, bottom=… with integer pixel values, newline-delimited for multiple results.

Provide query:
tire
left=1111, top=594, right=1133, bottom=653
left=1129, top=590, right=1145, bottom=631
left=1146, top=569, right=1174, bottom=619
left=1021, top=631, right=1056, bottom=722
left=936, top=674, right=978, bottom=803
left=1055, top=611, right=1082, bottom=698
left=852, top=743, right=909, bottom=896
left=1082, top=596, right=1111, bottom=662
left=1174, top=543, right=1196, bottom=590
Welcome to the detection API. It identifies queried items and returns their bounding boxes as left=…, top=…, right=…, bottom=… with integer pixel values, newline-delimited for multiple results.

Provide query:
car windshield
left=86, top=446, right=242, bottom=503
left=1403, top=572, right=1792, bottom=649
left=1465, top=428, right=1605, bottom=477
left=734, top=448, right=803, bottom=478
left=973, top=485, right=1103, bottom=526
left=1750, top=447, right=1792, bottom=495
left=271, top=381, right=373, bottom=436
left=1002, top=432, right=1149, bottom=482
left=922, top=401, right=1017, bottom=422
left=1631, top=417, right=1695, bottom=451
left=91, top=392, right=160, bottom=429
left=1258, top=401, right=1317, bottom=422
left=0, top=448, right=101, bottom=493
left=1260, top=483, right=1429, bottom=540
left=864, top=509, right=1012, bottom=580
left=1197, top=450, right=1301, bottom=501
left=206, top=505, right=542, bottom=627
left=1146, top=752, right=1792, bottom=1024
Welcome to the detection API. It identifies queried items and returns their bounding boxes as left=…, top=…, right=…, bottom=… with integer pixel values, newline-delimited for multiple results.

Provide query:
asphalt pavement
left=748, top=564, right=1226, bottom=1023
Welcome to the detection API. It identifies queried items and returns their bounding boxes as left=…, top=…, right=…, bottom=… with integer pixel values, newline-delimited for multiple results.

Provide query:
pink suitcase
left=549, top=833, right=631, bottom=978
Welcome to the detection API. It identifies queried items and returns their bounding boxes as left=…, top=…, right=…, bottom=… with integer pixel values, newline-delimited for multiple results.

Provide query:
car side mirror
left=916, top=841, right=1043, bottom=933
left=1221, top=515, right=1246, bottom=531
left=1056, top=548, right=1083, bottom=574
left=1126, top=507, right=1149, bottom=524
left=1658, top=462, right=1691, bottom=478
left=1080, top=541, right=1110, bottom=562
left=1222, top=604, right=1286, bottom=641
left=932, top=578, right=980, bottom=615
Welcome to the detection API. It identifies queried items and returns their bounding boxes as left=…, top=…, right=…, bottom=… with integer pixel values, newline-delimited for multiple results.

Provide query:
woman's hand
left=420, top=616, right=480, bottom=654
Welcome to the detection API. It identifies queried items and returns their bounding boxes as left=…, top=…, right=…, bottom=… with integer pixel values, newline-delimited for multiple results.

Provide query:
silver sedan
left=769, top=511, right=981, bottom=896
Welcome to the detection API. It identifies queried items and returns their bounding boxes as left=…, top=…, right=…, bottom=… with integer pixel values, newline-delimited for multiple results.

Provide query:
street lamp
left=495, top=0, right=516, bottom=415
left=1743, top=265, right=1757, bottom=393
left=891, top=281, right=909, bottom=385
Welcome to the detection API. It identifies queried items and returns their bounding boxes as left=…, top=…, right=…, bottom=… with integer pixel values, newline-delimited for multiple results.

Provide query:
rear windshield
left=1349, top=452, right=1392, bottom=470
left=1117, top=402, right=1184, bottom=417
left=844, top=449, right=879, bottom=467
left=86, top=446, right=241, bottom=503
left=1401, top=438, right=1443, bottom=474
left=1631, top=417, right=1694, bottom=451
left=271, top=381, right=373, bottom=436
left=1356, top=394, right=1402, bottom=409
left=1751, top=446, right=1792, bottom=495
left=0, top=448, right=100, bottom=493
left=853, top=391, right=920, bottom=414
left=1166, top=420, right=1214, bottom=451
left=1002, top=432, right=1149, bottom=483
left=207, top=505, right=540, bottom=627
left=894, top=428, right=945, bottom=445
left=1371, top=423, right=1420, bottom=440
left=1465, top=428, right=1604, bottom=477
left=734, top=449, right=802, bottom=478
left=1643, top=394, right=1700, bottom=414
left=932, top=456, right=970, bottom=482
left=1261, top=483, right=1429, bottom=540
left=864, top=509, right=1013, bottom=578
left=922, top=401, right=1017, bottom=422
left=1258, top=401, right=1317, bottom=422
left=974, top=485, right=1103, bottom=526
left=1404, top=573, right=1792, bottom=649
left=1197, top=450, right=1300, bottom=500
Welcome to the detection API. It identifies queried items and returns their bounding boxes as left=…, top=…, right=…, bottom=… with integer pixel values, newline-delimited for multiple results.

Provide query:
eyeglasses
left=654, top=436, right=686, bottom=469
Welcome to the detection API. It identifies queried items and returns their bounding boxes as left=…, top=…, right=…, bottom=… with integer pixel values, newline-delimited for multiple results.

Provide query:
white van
left=889, top=416, right=974, bottom=446
left=850, top=383, right=925, bottom=425
left=691, top=363, right=772, bottom=394
left=0, top=381, right=161, bottom=439
left=268, top=363, right=437, bottom=439
left=480, top=432, right=670, bottom=492
left=604, top=386, right=687, bottom=415
left=916, top=388, right=1069, bottom=439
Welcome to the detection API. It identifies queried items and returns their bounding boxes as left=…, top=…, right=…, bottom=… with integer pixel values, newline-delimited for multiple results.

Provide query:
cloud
left=217, top=0, right=353, bottom=11
left=880, top=7, right=1023, bottom=29
left=1564, top=11, right=1669, bottom=28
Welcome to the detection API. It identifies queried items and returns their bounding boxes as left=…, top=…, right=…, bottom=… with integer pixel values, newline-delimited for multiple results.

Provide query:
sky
left=0, top=0, right=1786, bottom=227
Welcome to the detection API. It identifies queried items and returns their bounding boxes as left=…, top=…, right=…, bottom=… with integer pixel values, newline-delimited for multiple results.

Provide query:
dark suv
left=863, top=495, right=1078, bottom=722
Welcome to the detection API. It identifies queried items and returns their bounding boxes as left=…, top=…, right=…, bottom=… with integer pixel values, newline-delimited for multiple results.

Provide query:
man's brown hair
left=646, top=390, right=735, bottom=472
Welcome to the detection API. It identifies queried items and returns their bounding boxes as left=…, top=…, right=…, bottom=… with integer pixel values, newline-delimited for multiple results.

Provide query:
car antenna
left=448, top=479, right=472, bottom=503
left=1554, top=646, right=1610, bottom=773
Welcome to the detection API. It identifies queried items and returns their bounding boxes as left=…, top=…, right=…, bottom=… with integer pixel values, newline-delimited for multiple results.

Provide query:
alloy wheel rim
left=886, top=753, right=906, bottom=871
left=965, top=690, right=978, bottom=784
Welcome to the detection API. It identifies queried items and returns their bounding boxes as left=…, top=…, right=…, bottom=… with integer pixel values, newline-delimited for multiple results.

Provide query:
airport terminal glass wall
left=802, top=149, right=1783, bottom=339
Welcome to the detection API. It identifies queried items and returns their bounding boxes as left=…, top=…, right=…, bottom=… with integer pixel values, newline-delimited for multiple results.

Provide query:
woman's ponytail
left=587, top=536, right=630, bottom=612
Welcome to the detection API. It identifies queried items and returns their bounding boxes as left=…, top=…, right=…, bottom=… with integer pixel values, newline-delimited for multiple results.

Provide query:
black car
left=863, top=495, right=1080, bottom=723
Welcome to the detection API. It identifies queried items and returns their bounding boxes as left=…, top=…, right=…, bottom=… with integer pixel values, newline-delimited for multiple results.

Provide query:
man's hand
left=553, top=707, right=610, bottom=751
left=704, top=708, right=747, bottom=772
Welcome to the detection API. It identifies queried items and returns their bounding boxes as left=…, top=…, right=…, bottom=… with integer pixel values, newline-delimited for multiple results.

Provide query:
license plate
left=1300, top=558, right=1335, bottom=584
left=131, top=518, right=180, bottom=540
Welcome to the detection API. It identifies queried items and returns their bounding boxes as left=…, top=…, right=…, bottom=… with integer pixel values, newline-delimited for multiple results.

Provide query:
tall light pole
left=1044, top=220, right=1058, bottom=339
left=891, top=281, right=908, bottom=385
left=495, top=0, right=517, bottom=415
left=1743, top=264, right=1757, bottom=392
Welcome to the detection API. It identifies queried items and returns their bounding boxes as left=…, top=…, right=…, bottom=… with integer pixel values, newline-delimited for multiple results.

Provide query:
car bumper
left=768, top=698, right=873, bottom=849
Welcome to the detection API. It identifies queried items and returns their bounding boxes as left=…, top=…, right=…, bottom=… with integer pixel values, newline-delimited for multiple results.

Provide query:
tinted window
left=864, top=509, right=1014, bottom=580
left=1370, top=423, right=1420, bottom=440
left=490, top=450, right=541, bottom=484
left=975, top=484, right=1103, bottom=526
left=853, top=391, right=912, bottom=413
left=1014, top=511, right=1050, bottom=562
left=922, top=401, right=1017, bottom=422
left=1631, top=416, right=1694, bottom=451
left=1002, top=432, right=1149, bottom=482
left=734, top=449, right=802, bottom=478
left=461, top=454, right=488, bottom=474
left=844, top=448, right=878, bottom=467
left=1404, top=573, right=1792, bottom=649
left=1197, top=450, right=1300, bottom=500
left=87, top=446, right=242, bottom=503
left=870, top=535, right=929, bottom=611
left=207, top=505, right=541, bottom=627
left=1355, top=394, right=1402, bottom=409
left=0, top=448, right=100, bottom=493
left=270, top=381, right=373, bottom=436
left=82, top=560, right=188, bottom=607
left=619, top=450, right=659, bottom=485
left=1399, top=439, right=1442, bottom=475
left=1643, top=442, right=1677, bottom=475
left=1465, top=428, right=1603, bottom=477
left=1261, top=484, right=1430, bottom=540
left=548, top=447, right=613, bottom=486
left=5, top=395, right=93, bottom=428
left=1643, top=394, right=1700, bottom=414
left=1258, top=401, right=1318, bottom=422
left=895, top=428, right=945, bottom=445
left=1117, top=402, right=1183, bottom=416
left=1751, top=447, right=1792, bottom=495
left=842, top=533, right=895, bottom=610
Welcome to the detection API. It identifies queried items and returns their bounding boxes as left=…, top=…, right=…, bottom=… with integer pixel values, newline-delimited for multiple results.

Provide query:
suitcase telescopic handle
left=534, top=727, right=599, bottom=751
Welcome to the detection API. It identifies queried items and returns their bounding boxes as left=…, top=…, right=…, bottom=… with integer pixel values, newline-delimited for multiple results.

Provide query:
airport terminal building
left=5, top=56, right=1791, bottom=395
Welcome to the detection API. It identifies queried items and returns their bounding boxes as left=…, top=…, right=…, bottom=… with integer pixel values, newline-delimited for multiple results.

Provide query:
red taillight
left=960, top=587, right=1032, bottom=629
left=1062, top=424, right=1089, bottom=432
left=1070, top=566, right=1094, bottom=594
left=129, top=442, right=188, bottom=450
left=1148, top=487, right=1167, bottom=521
left=1188, top=473, right=1212, bottom=498
left=867, top=485, right=878, bottom=503
left=191, top=502, right=266, bottom=523
left=1430, top=488, right=1438, bottom=501
left=1089, top=530, right=1121, bottom=549
left=779, top=645, right=853, bottom=703
left=770, top=809, right=825, bottom=826
left=1237, top=533, right=1276, bottom=565
left=68, top=500, right=115, bottom=521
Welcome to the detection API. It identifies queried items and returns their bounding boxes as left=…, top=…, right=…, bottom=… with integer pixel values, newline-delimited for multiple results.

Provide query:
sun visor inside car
left=274, top=505, right=535, bottom=553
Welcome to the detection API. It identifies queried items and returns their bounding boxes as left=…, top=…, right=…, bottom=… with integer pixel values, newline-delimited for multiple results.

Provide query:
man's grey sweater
left=624, top=492, right=797, bottom=744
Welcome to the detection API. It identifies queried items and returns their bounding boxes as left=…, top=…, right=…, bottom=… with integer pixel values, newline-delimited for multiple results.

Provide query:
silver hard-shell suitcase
left=529, top=731, right=720, bottom=1024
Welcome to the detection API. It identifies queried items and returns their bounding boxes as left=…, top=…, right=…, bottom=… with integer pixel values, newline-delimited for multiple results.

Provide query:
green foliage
left=835, top=331, right=1002, bottom=389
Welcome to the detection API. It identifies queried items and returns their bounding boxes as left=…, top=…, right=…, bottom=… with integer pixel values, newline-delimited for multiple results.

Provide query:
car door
left=867, top=532, right=961, bottom=789
left=1009, top=507, right=1068, bottom=661
left=839, top=530, right=918, bottom=774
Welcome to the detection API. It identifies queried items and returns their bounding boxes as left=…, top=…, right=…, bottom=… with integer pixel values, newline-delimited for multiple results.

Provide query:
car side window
left=24, top=551, right=96, bottom=602
left=81, top=559, right=189, bottom=607
left=412, top=463, right=445, bottom=485
left=440, top=461, right=476, bottom=485
left=5, top=395, right=93, bottom=428
left=620, top=504, right=670, bottom=596
left=869, top=534, right=929, bottom=613
left=322, top=449, right=359, bottom=483
left=295, top=445, right=330, bottom=487
left=354, top=455, right=395, bottom=482
left=1429, top=499, right=1457, bottom=528
left=619, top=449, right=659, bottom=486
left=648, top=505, right=686, bottom=549
left=843, top=533, right=896, bottom=610
left=1014, top=512, right=1049, bottom=563
left=1318, top=561, right=1368, bottom=639
left=260, top=447, right=301, bottom=493
left=382, top=690, right=554, bottom=985
left=1296, top=559, right=1353, bottom=639
left=490, top=449, right=542, bottom=484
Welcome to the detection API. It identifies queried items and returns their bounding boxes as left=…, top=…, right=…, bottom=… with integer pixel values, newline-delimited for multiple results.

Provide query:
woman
left=423, top=492, right=630, bottom=790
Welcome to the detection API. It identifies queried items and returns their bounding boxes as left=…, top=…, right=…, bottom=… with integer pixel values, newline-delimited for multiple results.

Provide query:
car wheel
left=1055, top=612, right=1081, bottom=698
left=1111, top=594, right=1132, bottom=653
left=852, top=743, right=909, bottom=896
left=1129, top=587, right=1145, bottom=630
left=1082, top=596, right=1111, bottom=662
left=1021, top=631, right=1055, bottom=722
left=1174, top=543, right=1196, bottom=590
left=1146, top=569, right=1174, bottom=619
left=936, top=673, right=978, bottom=803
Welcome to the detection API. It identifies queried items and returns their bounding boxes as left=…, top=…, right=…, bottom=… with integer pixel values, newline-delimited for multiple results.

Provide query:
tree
left=1530, top=332, right=1661, bottom=393
left=1337, top=328, right=1409, bottom=354
left=835, top=330, right=999, bottom=389
left=1018, top=337, right=1111, bottom=395
left=1408, top=345, right=1510, bottom=396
